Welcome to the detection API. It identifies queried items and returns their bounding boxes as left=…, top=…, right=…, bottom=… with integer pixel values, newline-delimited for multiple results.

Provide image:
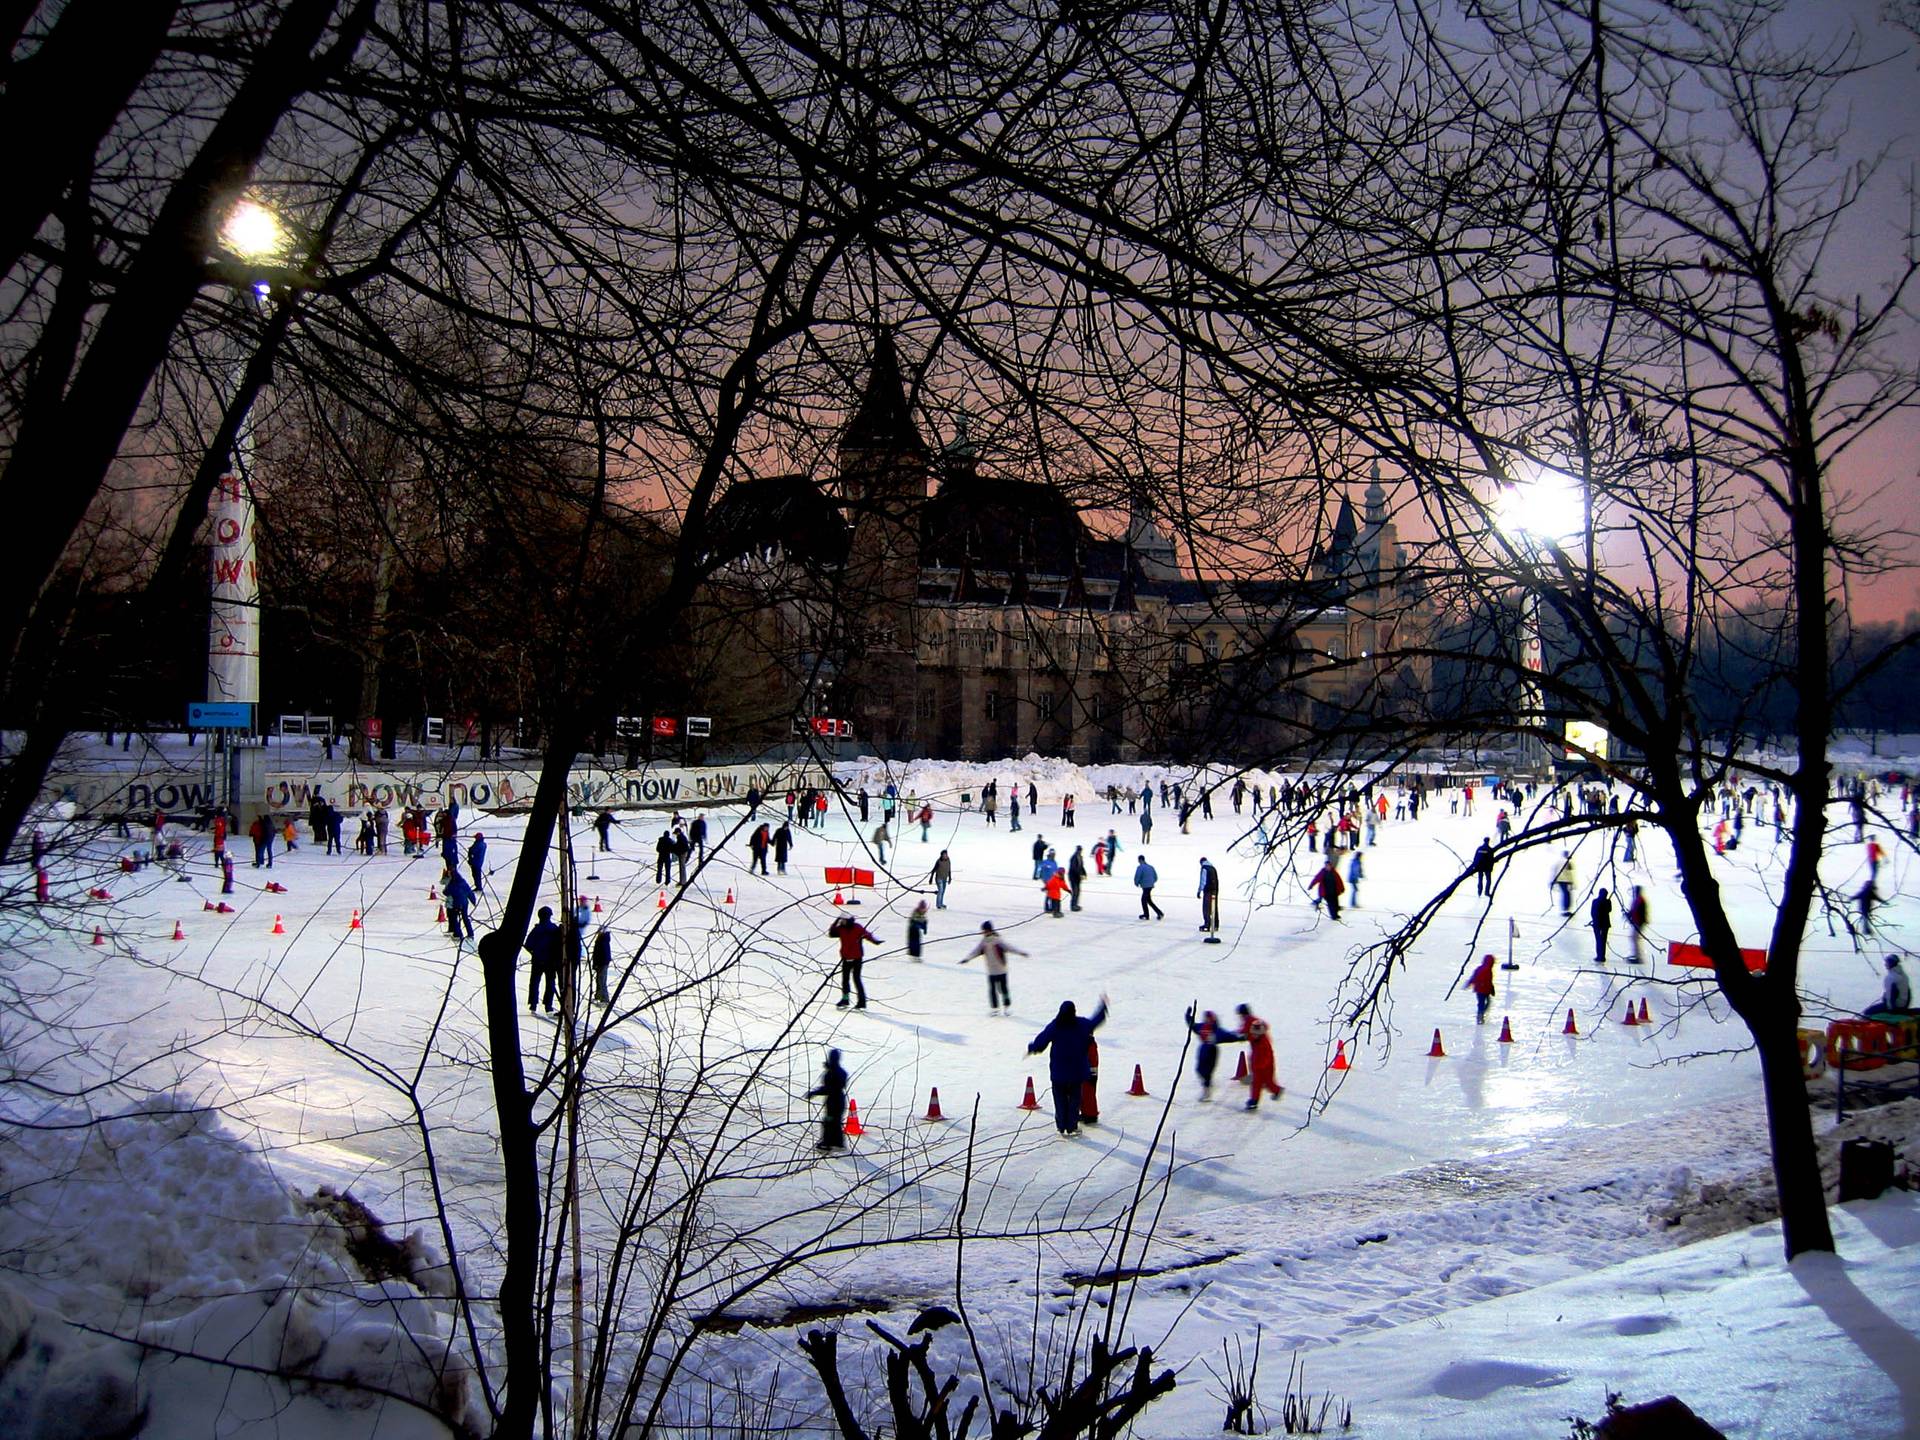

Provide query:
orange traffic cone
left=844, top=1098, right=864, bottom=1137
left=1427, top=1028, right=1446, bottom=1058
left=1622, top=1001, right=1640, bottom=1026
left=436, top=904, right=446, bottom=923
left=1498, top=1015, right=1514, bottom=1043
left=349, top=908, right=362, bottom=930
left=923, top=1087, right=945, bottom=1121
left=203, top=900, right=217, bottom=912
left=833, top=890, right=845, bottom=906
left=1127, top=1064, right=1149, bottom=1097
left=1330, top=1040, right=1350, bottom=1071
left=91, top=928, right=105, bottom=946
left=1638, top=998, right=1651, bottom=1025
left=1233, top=1051, right=1248, bottom=1081
left=1563, top=1008, right=1579, bottom=1036
left=724, top=888, right=735, bottom=905
left=428, top=886, right=437, bottom=901
left=272, top=914, right=285, bottom=935
left=593, top=895, right=603, bottom=913
left=657, top=890, right=667, bottom=909
left=216, top=902, right=234, bottom=914
left=1019, top=1076, right=1042, bottom=1111
left=171, top=921, right=185, bottom=941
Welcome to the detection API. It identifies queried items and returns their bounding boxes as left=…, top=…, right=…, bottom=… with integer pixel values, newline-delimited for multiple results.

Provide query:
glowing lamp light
left=1495, top=466, right=1585, bottom=547
left=219, top=197, right=291, bottom=263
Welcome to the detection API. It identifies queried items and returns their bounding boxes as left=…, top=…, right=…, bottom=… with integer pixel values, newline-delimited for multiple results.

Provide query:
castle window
left=985, top=691, right=999, bottom=720
left=917, top=690, right=935, bottom=721
left=1038, top=692, right=1057, bottom=721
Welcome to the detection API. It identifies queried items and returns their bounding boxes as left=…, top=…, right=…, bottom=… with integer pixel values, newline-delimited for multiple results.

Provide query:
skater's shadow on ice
left=849, top=1011, right=970, bottom=1045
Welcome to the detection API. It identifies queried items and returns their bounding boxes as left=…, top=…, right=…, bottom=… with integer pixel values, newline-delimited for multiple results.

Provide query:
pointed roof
left=1330, top=494, right=1358, bottom=551
left=842, top=330, right=925, bottom=455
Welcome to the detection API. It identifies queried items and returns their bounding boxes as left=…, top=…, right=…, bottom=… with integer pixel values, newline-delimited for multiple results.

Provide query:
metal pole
left=559, top=816, right=586, bottom=1435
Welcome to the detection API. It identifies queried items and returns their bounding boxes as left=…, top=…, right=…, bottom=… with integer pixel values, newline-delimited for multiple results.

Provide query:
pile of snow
left=0, top=1101, right=481, bottom=1440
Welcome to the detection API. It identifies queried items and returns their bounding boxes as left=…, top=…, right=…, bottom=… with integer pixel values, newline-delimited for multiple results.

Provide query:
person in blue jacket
left=1185, top=1005, right=1230, bottom=1099
left=1134, top=855, right=1164, bottom=919
left=1027, top=995, right=1109, bottom=1135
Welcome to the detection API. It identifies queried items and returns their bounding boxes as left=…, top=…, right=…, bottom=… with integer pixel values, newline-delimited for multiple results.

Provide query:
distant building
left=698, top=338, right=1428, bottom=760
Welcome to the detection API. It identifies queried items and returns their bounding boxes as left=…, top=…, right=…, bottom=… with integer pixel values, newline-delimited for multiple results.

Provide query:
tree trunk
left=477, top=730, right=578, bottom=1438
left=1755, top=1015, right=1834, bottom=1258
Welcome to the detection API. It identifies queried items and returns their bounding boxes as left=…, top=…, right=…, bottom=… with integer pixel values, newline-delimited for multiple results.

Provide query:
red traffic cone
left=1330, top=1040, right=1350, bottom=1071
left=171, top=921, right=185, bottom=941
left=1233, top=1051, right=1249, bottom=1081
left=1427, top=1028, right=1446, bottom=1058
left=1019, top=1076, right=1042, bottom=1111
left=833, top=890, right=845, bottom=906
left=1126, top=1064, right=1149, bottom=1097
left=429, top=886, right=437, bottom=901
left=349, top=908, right=362, bottom=930
left=91, top=928, right=106, bottom=946
left=923, top=1087, right=945, bottom=1121
left=1563, top=1008, right=1579, bottom=1036
left=1622, top=1001, right=1640, bottom=1026
left=435, top=904, right=446, bottom=924
left=593, top=895, right=603, bottom=913
left=203, top=900, right=217, bottom=912
left=216, top=902, right=234, bottom=914
left=844, top=1098, right=864, bottom=1138
left=724, top=888, right=735, bottom=905
left=1638, top=997, right=1651, bottom=1025
left=1498, top=1015, right=1514, bottom=1043
left=271, top=914, right=285, bottom=935
left=657, top=890, right=667, bottom=909
left=265, top=881, right=285, bottom=894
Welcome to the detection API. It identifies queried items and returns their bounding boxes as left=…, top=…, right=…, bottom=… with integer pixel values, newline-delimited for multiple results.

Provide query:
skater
left=961, top=921, right=1025, bottom=1011
left=654, top=829, right=674, bottom=885
left=917, top=802, right=934, bottom=842
left=1140, top=807, right=1154, bottom=843
left=1031, top=834, right=1048, bottom=880
left=1869, top=954, right=1913, bottom=1017
left=1552, top=851, right=1577, bottom=915
left=1623, top=817, right=1638, bottom=863
left=1468, top=953, right=1496, bottom=1023
left=1027, top=996, right=1108, bottom=1135
left=807, top=1048, right=848, bottom=1150
left=906, top=899, right=929, bottom=959
left=1589, top=887, right=1613, bottom=963
left=1310, top=858, right=1344, bottom=921
left=1626, top=885, right=1649, bottom=963
left=1104, top=829, right=1120, bottom=871
left=468, top=832, right=487, bottom=893
left=983, top=787, right=998, bottom=826
left=1867, top=833, right=1885, bottom=881
left=1010, top=792, right=1022, bottom=831
left=1080, top=1035, right=1101, bottom=1124
left=857, top=787, right=869, bottom=822
left=1185, top=1005, right=1226, bottom=1099
left=748, top=822, right=771, bottom=874
left=444, top=871, right=477, bottom=941
left=1233, top=1004, right=1284, bottom=1110
left=1471, top=838, right=1495, bottom=897
left=689, top=813, right=708, bottom=861
left=1856, top=876, right=1879, bottom=933
left=1196, top=856, right=1221, bottom=934
left=1062, top=793, right=1076, bottom=828
left=374, top=806, right=389, bottom=855
left=1134, top=854, right=1165, bottom=919
left=829, top=913, right=881, bottom=1009
left=1346, top=848, right=1364, bottom=909
left=929, top=849, right=953, bottom=907
left=580, top=926, right=607, bottom=1005
left=1043, top=865, right=1069, bottom=918
left=671, top=822, right=691, bottom=885
left=249, top=814, right=272, bottom=868
left=524, top=906, right=563, bottom=1013
left=773, top=820, right=794, bottom=874
left=220, top=849, right=235, bottom=895
left=870, top=818, right=890, bottom=867
left=1067, top=845, right=1086, bottom=911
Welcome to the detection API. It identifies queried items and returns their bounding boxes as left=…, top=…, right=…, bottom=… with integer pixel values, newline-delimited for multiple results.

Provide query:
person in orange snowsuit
left=1468, top=953, right=1497, bottom=1024
left=1232, top=1003, right=1283, bottom=1110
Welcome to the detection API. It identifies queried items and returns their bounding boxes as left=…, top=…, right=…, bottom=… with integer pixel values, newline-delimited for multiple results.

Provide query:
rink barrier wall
left=42, top=761, right=831, bottom=818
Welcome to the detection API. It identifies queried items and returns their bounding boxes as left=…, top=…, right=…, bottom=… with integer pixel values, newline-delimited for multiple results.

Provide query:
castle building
left=699, top=339, right=1427, bottom=761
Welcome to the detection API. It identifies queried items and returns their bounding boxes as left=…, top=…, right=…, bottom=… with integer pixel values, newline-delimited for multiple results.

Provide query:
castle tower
left=838, top=332, right=927, bottom=749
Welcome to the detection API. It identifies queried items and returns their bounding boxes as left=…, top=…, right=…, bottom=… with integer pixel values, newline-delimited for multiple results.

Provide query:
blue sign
left=188, top=702, right=254, bottom=730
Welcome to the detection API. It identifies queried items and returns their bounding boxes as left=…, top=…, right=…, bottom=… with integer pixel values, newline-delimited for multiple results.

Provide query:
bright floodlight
left=219, top=197, right=290, bottom=263
left=1495, top=466, right=1585, bottom=546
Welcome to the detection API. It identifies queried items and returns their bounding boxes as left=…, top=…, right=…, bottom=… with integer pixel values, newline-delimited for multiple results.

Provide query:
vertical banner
left=208, top=471, right=259, bottom=706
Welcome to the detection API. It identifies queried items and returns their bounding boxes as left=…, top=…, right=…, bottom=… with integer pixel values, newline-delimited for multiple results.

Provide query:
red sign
left=852, top=869, right=876, bottom=888
left=652, top=716, right=678, bottom=736
left=362, top=717, right=383, bottom=740
left=1666, top=941, right=1767, bottom=973
left=811, top=717, right=835, bottom=735
left=824, top=866, right=855, bottom=885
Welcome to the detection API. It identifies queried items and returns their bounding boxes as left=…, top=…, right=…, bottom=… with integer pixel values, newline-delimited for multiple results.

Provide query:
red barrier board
left=824, top=866, right=854, bottom=885
left=852, top=869, right=876, bottom=888
left=1666, top=941, right=1767, bottom=973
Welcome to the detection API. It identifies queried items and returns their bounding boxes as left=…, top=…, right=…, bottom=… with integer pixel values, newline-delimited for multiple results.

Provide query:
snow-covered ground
left=3, top=748, right=1917, bottom=1436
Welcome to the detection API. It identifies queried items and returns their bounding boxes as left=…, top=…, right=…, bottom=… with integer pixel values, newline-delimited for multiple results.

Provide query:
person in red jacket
left=1233, top=1003, right=1284, bottom=1110
left=1468, top=953, right=1497, bottom=1024
left=1080, top=1035, right=1101, bottom=1124
left=1044, top=868, right=1069, bottom=917
left=829, top=915, right=882, bottom=1009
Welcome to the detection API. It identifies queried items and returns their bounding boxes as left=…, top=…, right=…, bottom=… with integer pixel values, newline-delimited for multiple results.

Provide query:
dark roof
left=920, top=473, right=1090, bottom=573
left=702, top=473, right=849, bottom=569
left=842, top=331, right=924, bottom=456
